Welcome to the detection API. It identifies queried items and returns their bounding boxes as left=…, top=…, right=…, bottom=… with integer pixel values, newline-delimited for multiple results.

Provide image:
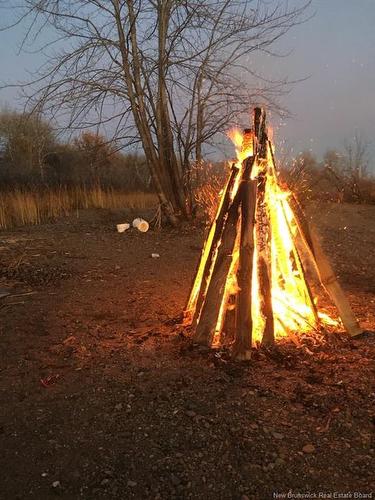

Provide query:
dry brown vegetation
left=0, top=188, right=157, bottom=229
left=282, top=145, right=375, bottom=204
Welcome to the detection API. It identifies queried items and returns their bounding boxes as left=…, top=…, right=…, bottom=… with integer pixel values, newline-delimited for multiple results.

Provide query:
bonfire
left=185, top=108, right=362, bottom=360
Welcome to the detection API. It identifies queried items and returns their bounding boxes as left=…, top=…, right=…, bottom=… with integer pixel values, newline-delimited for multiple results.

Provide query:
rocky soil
left=0, top=204, right=374, bottom=499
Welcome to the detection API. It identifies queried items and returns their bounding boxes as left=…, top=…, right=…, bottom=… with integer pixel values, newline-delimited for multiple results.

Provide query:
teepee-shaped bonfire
left=184, top=108, right=362, bottom=360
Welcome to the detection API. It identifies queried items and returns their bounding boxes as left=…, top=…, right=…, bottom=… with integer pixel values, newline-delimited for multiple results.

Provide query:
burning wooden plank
left=254, top=109, right=274, bottom=345
left=193, top=187, right=241, bottom=345
left=233, top=155, right=256, bottom=360
left=185, top=164, right=239, bottom=327
left=289, top=195, right=363, bottom=337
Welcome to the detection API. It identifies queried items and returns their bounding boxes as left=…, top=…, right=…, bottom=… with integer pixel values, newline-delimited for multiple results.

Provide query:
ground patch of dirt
left=0, top=204, right=374, bottom=499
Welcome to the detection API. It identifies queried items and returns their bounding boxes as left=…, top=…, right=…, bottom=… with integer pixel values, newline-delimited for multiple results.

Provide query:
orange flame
left=227, top=127, right=253, bottom=163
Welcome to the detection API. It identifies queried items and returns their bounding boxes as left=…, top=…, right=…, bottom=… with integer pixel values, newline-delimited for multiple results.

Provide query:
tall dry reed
left=0, top=187, right=157, bottom=229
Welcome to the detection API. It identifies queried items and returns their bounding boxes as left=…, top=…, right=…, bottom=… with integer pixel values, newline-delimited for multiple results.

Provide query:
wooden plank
left=279, top=199, right=320, bottom=326
left=254, top=108, right=262, bottom=143
left=254, top=110, right=274, bottom=344
left=193, top=187, right=241, bottom=345
left=256, top=167, right=275, bottom=345
left=267, top=140, right=319, bottom=326
left=184, top=165, right=239, bottom=324
left=254, top=107, right=267, bottom=158
left=232, top=156, right=257, bottom=359
left=290, top=195, right=363, bottom=337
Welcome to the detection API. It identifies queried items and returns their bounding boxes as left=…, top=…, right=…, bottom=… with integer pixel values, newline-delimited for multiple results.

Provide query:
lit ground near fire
left=0, top=203, right=374, bottom=499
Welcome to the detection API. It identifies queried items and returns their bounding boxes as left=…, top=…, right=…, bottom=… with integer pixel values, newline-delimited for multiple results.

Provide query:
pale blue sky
left=1, top=0, right=374, bottom=162
left=267, top=0, right=375, bottom=159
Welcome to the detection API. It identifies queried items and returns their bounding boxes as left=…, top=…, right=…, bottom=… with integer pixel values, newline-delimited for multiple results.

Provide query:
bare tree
left=343, top=133, right=369, bottom=186
left=74, top=131, right=118, bottom=183
left=323, top=135, right=371, bottom=202
left=322, top=149, right=345, bottom=202
left=341, top=133, right=370, bottom=201
left=1, top=0, right=310, bottom=224
left=0, top=110, right=56, bottom=183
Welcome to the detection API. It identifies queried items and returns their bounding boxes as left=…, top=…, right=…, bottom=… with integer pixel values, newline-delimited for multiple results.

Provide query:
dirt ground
left=0, top=203, right=374, bottom=500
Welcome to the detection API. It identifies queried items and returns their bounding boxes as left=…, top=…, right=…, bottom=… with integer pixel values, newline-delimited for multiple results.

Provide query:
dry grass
left=0, top=187, right=158, bottom=229
left=194, top=181, right=222, bottom=222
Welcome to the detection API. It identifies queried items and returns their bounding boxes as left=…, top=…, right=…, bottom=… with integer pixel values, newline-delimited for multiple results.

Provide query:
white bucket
left=116, top=223, right=130, bottom=233
left=132, top=218, right=149, bottom=233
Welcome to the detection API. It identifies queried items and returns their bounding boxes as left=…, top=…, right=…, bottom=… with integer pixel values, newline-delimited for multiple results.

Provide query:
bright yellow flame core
left=227, top=128, right=254, bottom=163
left=266, top=178, right=317, bottom=338
left=186, top=128, right=338, bottom=346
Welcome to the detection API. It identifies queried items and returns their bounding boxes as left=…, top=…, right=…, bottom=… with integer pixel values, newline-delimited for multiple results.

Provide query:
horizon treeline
left=0, top=109, right=374, bottom=204
left=0, top=110, right=151, bottom=192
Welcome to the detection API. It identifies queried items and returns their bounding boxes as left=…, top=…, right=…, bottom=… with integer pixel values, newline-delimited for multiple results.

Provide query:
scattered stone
left=101, top=478, right=110, bottom=487
left=302, top=444, right=316, bottom=454
left=272, top=432, right=284, bottom=440
left=127, top=480, right=137, bottom=488
left=115, top=403, right=123, bottom=411
left=52, top=481, right=61, bottom=488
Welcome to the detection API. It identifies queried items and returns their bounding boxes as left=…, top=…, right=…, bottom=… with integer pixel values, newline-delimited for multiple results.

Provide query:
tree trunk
left=156, top=0, right=188, bottom=218
left=115, top=0, right=183, bottom=225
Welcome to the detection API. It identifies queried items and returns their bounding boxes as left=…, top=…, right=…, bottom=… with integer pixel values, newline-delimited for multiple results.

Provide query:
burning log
left=185, top=164, right=239, bottom=324
left=289, top=196, right=363, bottom=337
left=193, top=188, right=241, bottom=345
left=254, top=109, right=274, bottom=345
left=233, top=156, right=256, bottom=359
left=256, top=166, right=275, bottom=345
left=254, top=107, right=267, bottom=159
left=267, top=144, right=319, bottom=327
left=279, top=201, right=320, bottom=327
